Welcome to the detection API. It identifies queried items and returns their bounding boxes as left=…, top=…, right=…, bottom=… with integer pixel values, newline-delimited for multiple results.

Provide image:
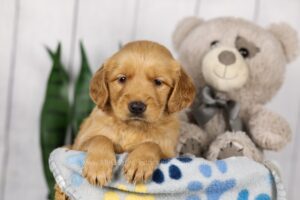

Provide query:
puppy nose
left=128, top=101, right=147, bottom=115
left=218, top=50, right=236, bottom=65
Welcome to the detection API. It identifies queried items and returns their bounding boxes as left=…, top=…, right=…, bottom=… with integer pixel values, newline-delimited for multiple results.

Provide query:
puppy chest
left=114, top=128, right=167, bottom=152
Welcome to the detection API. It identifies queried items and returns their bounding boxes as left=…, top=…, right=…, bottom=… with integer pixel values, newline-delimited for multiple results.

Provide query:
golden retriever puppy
left=55, top=40, right=195, bottom=199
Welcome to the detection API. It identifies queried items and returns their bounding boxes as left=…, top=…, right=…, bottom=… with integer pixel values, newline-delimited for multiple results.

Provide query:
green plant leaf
left=40, top=43, right=69, bottom=200
left=72, top=41, right=94, bottom=139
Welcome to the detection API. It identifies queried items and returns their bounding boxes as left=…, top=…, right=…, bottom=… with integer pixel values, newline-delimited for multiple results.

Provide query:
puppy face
left=90, top=41, right=195, bottom=124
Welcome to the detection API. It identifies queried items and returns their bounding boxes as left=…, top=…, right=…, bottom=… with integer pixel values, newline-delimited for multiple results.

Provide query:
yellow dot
left=103, top=191, right=120, bottom=200
left=135, top=184, right=147, bottom=193
left=116, top=184, right=128, bottom=191
left=125, top=194, right=155, bottom=200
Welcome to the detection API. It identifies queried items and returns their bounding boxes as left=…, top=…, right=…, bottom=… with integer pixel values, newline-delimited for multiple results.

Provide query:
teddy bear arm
left=178, top=120, right=209, bottom=157
left=247, top=106, right=292, bottom=150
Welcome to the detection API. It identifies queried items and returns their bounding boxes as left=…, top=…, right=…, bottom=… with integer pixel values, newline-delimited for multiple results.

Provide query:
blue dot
left=186, top=195, right=200, bottom=200
left=177, top=156, right=193, bottom=163
left=215, top=160, right=227, bottom=174
left=199, top=164, right=212, bottom=178
left=169, top=164, right=182, bottom=180
left=70, top=173, right=83, bottom=187
left=66, top=153, right=85, bottom=168
left=160, top=158, right=171, bottom=164
left=238, top=189, right=249, bottom=200
left=255, top=194, right=271, bottom=200
left=188, top=181, right=203, bottom=191
left=205, top=179, right=236, bottom=200
left=152, top=168, right=164, bottom=184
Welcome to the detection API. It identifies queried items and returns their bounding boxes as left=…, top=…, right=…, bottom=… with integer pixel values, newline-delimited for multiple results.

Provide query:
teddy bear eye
left=210, top=40, right=219, bottom=47
left=239, top=48, right=250, bottom=58
left=117, top=75, right=127, bottom=84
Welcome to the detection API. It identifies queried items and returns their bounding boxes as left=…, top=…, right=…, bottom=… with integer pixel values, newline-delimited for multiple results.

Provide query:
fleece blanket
left=49, top=148, right=286, bottom=200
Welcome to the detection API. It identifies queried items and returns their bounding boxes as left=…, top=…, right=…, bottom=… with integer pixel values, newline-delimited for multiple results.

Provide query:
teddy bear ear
left=268, top=23, right=299, bottom=63
left=172, top=17, right=204, bottom=51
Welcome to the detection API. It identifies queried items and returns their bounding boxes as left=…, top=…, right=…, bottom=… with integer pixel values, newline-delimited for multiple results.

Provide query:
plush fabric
left=173, top=17, right=299, bottom=161
left=49, top=148, right=286, bottom=200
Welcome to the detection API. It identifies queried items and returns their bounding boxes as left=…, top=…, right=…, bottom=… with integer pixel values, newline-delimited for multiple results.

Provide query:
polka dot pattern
left=135, top=184, right=148, bottom=193
left=215, top=160, right=227, bottom=174
left=70, top=173, right=83, bottom=187
left=66, top=153, right=85, bottom=168
left=238, top=189, right=249, bottom=200
left=59, top=150, right=275, bottom=200
left=205, top=179, right=236, bottom=200
left=187, top=181, right=203, bottom=192
left=199, top=164, right=212, bottom=178
left=160, top=158, right=171, bottom=164
left=116, top=184, right=127, bottom=191
left=152, top=168, right=164, bottom=184
left=255, top=194, right=271, bottom=200
left=125, top=195, right=155, bottom=200
left=104, top=191, right=120, bottom=200
left=169, top=164, right=182, bottom=180
left=112, top=184, right=155, bottom=200
left=177, top=156, right=193, bottom=163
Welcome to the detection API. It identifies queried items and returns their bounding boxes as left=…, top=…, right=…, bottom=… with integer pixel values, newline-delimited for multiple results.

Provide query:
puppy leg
left=55, top=184, right=69, bottom=200
left=123, top=142, right=161, bottom=183
left=81, top=135, right=116, bottom=187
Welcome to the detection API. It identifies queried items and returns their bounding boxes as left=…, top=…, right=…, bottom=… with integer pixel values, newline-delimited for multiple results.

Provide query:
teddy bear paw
left=217, top=141, right=244, bottom=159
left=178, top=138, right=202, bottom=156
left=206, top=131, right=264, bottom=162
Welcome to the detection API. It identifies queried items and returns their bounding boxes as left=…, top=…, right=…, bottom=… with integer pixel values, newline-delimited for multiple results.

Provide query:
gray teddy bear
left=174, top=17, right=299, bottom=162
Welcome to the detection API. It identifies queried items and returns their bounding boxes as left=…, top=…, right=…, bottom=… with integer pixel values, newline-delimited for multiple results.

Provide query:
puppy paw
left=83, top=153, right=116, bottom=187
left=123, top=152, right=159, bottom=184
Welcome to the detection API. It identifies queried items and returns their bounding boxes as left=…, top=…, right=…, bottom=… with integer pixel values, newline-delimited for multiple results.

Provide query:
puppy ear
left=168, top=67, right=196, bottom=113
left=172, top=17, right=203, bottom=51
left=90, top=65, right=109, bottom=110
left=268, top=23, right=299, bottom=63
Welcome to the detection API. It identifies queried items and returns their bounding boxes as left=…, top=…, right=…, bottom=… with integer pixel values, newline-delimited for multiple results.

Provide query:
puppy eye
left=239, top=47, right=249, bottom=58
left=117, top=75, right=127, bottom=84
left=154, top=79, right=163, bottom=86
left=210, top=40, right=219, bottom=48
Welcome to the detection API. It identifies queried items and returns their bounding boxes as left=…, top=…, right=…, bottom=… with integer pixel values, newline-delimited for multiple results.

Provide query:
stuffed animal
left=174, top=17, right=299, bottom=162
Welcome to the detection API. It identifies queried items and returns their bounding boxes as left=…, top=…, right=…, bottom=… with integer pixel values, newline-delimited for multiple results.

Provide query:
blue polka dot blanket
left=49, top=148, right=286, bottom=200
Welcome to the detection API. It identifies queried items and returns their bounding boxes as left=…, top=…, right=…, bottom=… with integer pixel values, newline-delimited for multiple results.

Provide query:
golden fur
left=55, top=41, right=195, bottom=199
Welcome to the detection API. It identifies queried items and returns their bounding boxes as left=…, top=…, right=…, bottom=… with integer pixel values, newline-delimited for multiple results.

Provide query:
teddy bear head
left=173, top=17, right=299, bottom=106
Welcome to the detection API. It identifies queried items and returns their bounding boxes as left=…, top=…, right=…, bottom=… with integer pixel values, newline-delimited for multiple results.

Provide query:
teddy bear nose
left=128, top=101, right=147, bottom=115
left=218, top=50, right=236, bottom=65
